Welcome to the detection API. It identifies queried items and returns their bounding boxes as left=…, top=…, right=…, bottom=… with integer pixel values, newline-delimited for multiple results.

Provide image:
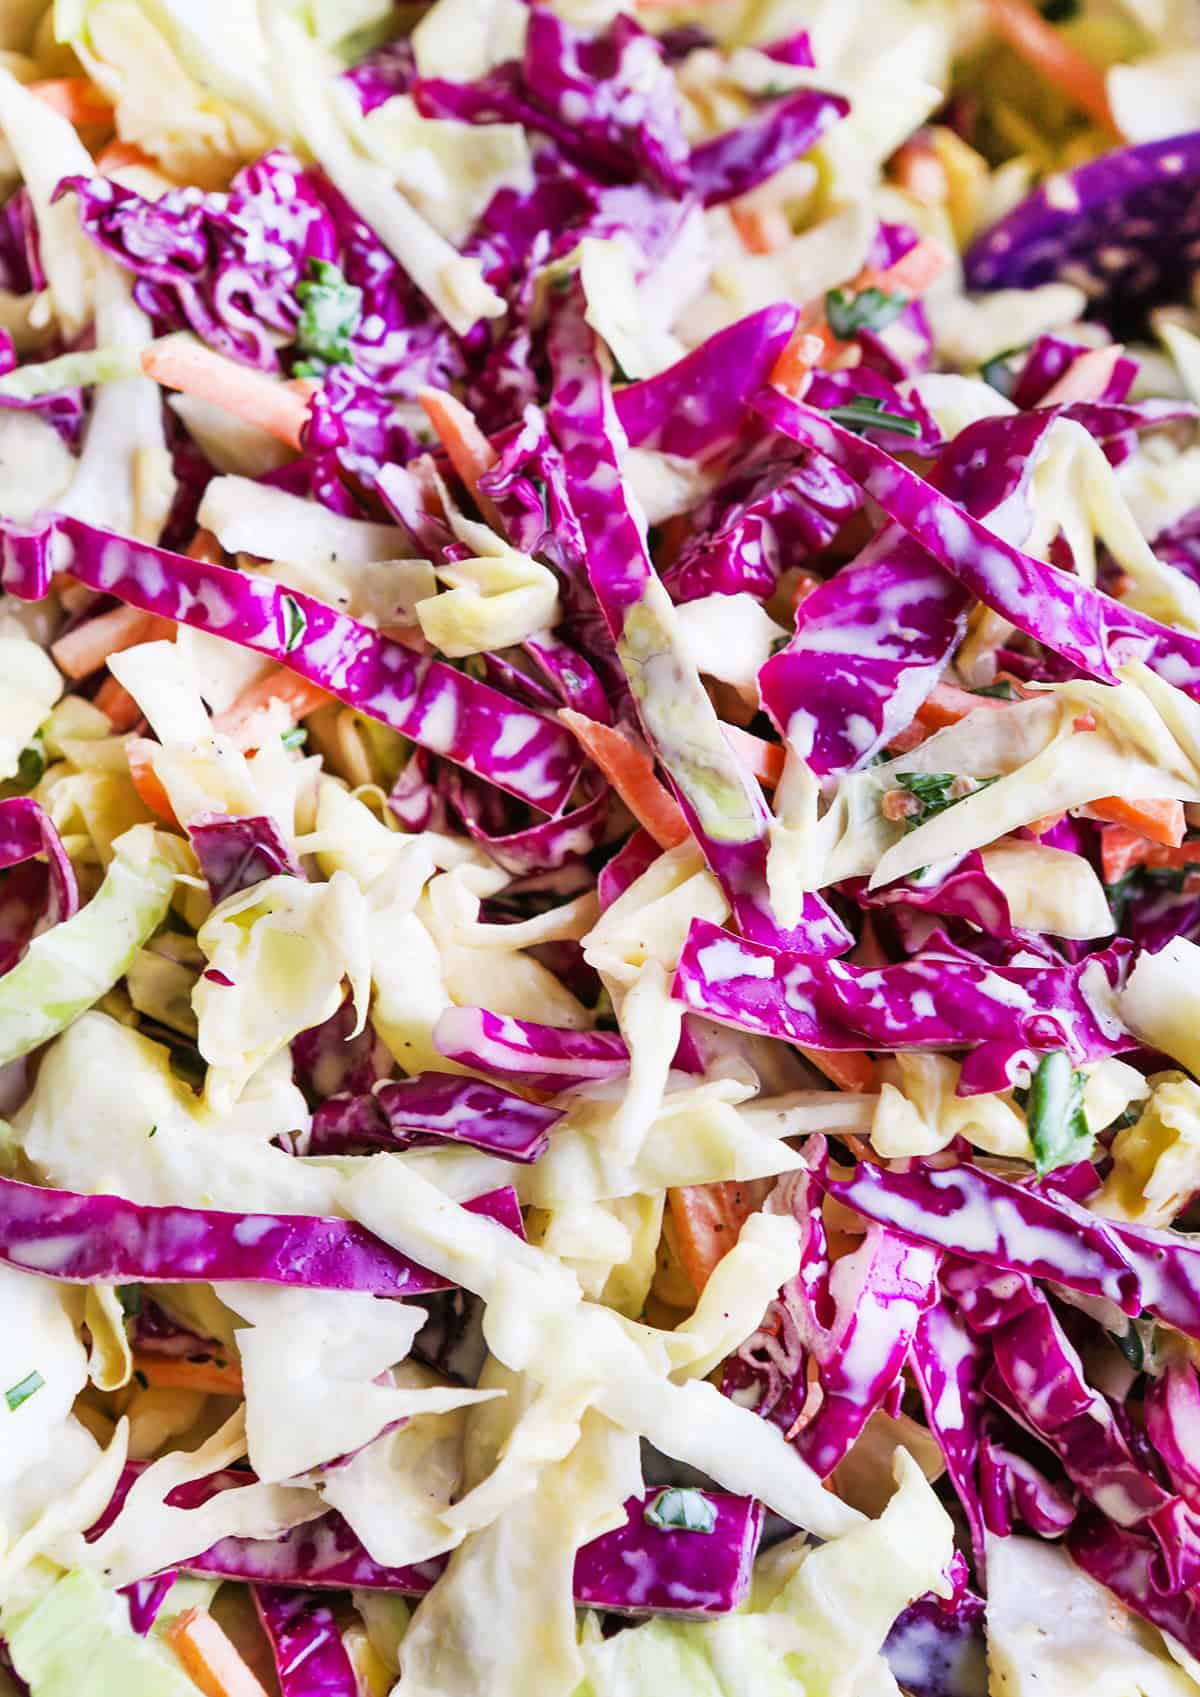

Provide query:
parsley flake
left=293, top=259, right=362, bottom=376
left=5, top=1370, right=44, bottom=1413
left=825, top=286, right=909, bottom=341
left=1027, top=1051, right=1093, bottom=1175
left=825, top=399, right=921, bottom=439
left=644, top=1488, right=717, bottom=1535
left=281, top=594, right=308, bottom=654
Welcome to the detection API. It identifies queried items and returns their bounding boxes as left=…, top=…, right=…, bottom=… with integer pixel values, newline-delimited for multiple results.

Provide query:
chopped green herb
left=281, top=594, right=308, bottom=654
left=644, top=1487, right=717, bottom=1535
left=825, top=286, right=909, bottom=341
left=979, top=352, right=1019, bottom=398
left=892, top=770, right=999, bottom=831
left=973, top=680, right=1019, bottom=701
left=134, top=1369, right=149, bottom=1390
left=280, top=726, right=308, bottom=751
left=117, top=1284, right=144, bottom=1318
left=5, top=1370, right=44, bottom=1413
left=826, top=399, right=922, bottom=439
left=1038, top=0, right=1079, bottom=19
left=1027, top=1051, right=1093, bottom=1175
left=15, top=740, right=45, bottom=792
left=147, top=1123, right=157, bottom=1139
left=293, top=259, right=362, bottom=375
left=1114, top=1320, right=1149, bottom=1372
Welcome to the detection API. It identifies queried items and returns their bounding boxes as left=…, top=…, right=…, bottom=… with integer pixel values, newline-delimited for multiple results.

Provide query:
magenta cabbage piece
left=725, top=1154, right=939, bottom=1477
left=1011, top=333, right=1137, bottom=409
left=687, top=86, right=848, bottom=206
left=664, top=446, right=861, bottom=605
left=120, top=1574, right=178, bottom=1636
left=673, top=918, right=1133, bottom=1080
left=302, top=1070, right=563, bottom=1161
left=127, top=1297, right=223, bottom=1362
left=522, top=630, right=613, bottom=725
left=598, top=829, right=661, bottom=911
left=828, top=1157, right=1146, bottom=1314
left=0, top=1173, right=522, bottom=1293
left=882, top=1589, right=988, bottom=1697
left=755, top=389, right=1200, bottom=701
left=342, top=37, right=415, bottom=114
left=910, top=1300, right=992, bottom=1559
left=964, top=133, right=1200, bottom=332
left=1146, top=1361, right=1200, bottom=1506
left=0, top=330, right=86, bottom=447
left=0, top=796, right=78, bottom=974
left=547, top=283, right=851, bottom=955
left=181, top=1491, right=762, bottom=1617
left=188, top=813, right=302, bottom=904
left=803, top=367, right=943, bottom=457
left=298, top=368, right=421, bottom=492
left=433, top=1005, right=630, bottom=1092
left=292, top=996, right=391, bottom=1106
left=850, top=852, right=1016, bottom=938
left=1069, top=1509, right=1200, bottom=1658
left=443, top=769, right=611, bottom=877
left=613, top=304, right=798, bottom=462
left=759, top=532, right=969, bottom=775
left=0, top=513, right=583, bottom=814
left=58, top=153, right=338, bottom=370
left=415, top=12, right=690, bottom=193
left=253, top=1587, right=359, bottom=1697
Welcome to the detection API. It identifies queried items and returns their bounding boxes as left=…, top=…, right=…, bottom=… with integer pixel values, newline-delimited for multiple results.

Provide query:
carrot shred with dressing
left=126, top=737, right=179, bottom=827
left=559, top=709, right=689, bottom=851
left=131, top=1353, right=243, bottom=1396
left=94, top=675, right=144, bottom=734
left=51, top=605, right=168, bottom=680
left=1037, top=344, right=1127, bottom=407
left=719, top=721, right=785, bottom=790
left=1101, top=823, right=1200, bottom=886
left=165, top=1609, right=270, bottom=1697
left=142, top=340, right=315, bottom=450
left=29, top=78, right=113, bottom=126
left=213, top=669, right=333, bottom=752
left=668, top=1179, right=776, bottom=1296
left=980, top=0, right=1116, bottom=132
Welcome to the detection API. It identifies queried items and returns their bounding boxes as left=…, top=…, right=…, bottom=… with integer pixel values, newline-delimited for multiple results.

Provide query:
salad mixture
left=3, top=0, right=1200, bottom=1693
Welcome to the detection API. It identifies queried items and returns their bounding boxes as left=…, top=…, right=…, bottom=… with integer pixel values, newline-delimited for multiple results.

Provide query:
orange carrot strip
left=981, top=0, right=1116, bottom=131
left=800, top=1048, right=879, bottom=1092
left=1100, top=823, right=1200, bottom=885
left=770, top=329, right=831, bottom=396
left=891, top=140, right=949, bottom=207
left=418, top=387, right=499, bottom=501
left=1026, top=811, right=1067, bottom=838
left=1085, top=795, right=1185, bottom=848
left=559, top=709, right=689, bottom=850
left=96, top=139, right=157, bottom=175
left=1037, top=344, right=1127, bottom=407
left=731, top=204, right=792, bottom=255
left=51, top=604, right=165, bottom=679
left=142, top=340, right=314, bottom=450
left=914, top=681, right=1014, bottom=731
left=165, top=1609, right=270, bottom=1697
left=132, top=1353, right=243, bottom=1396
left=719, top=721, right=785, bottom=789
left=668, top=1179, right=775, bottom=1296
left=871, top=235, right=953, bottom=297
left=29, top=78, right=113, bottom=126
left=790, top=570, right=823, bottom=614
left=126, top=737, right=179, bottom=827
left=187, top=529, right=225, bottom=565
left=213, top=668, right=333, bottom=752
left=94, top=675, right=144, bottom=734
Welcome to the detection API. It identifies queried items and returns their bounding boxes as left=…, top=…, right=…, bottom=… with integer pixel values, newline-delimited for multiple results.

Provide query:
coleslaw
left=1, top=1, right=1200, bottom=1694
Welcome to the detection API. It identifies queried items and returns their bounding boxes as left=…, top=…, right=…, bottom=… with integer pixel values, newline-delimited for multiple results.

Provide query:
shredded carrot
left=870, top=235, right=953, bottom=298
left=719, top=721, right=786, bottom=790
left=800, top=1049, right=879, bottom=1092
left=668, top=1179, right=776, bottom=1296
left=213, top=668, right=333, bottom=752
left=891, top=139, right=949, bottom=207
left=95, top=139, right=157, bottom=175
left=165, top=1609, right=270, bottom=1697
left=94, top=675, right=144, bottom=734
left=142, top=339, right=315, bottom=450
left=418, top=386, right=499, bottom=504
left=980, top=0, right=1116, bottom=132
left=131, top=1353, right=243, bottom=1396
left=1037, top=343, right=1127, bottom=408
left=126, top=737, right=179, bottom=827
left=29, top=77, right=113, bottom=127
left=187, top=529, right=225, bottom=565
left=51, top=604, right=167, bottom=680
left=1085, top=796, right=1185, bottom=848
left=731, top=204, right=792, bottom=255
left=770, top=329, right=831, bottom=396
left=1026, top=810, right=1067, bottom=838
left=559, top=709, right=689, bottom=851
left=790, top=570, right=823, bottom=615
left=1100, top=823, right=1200, bottom=886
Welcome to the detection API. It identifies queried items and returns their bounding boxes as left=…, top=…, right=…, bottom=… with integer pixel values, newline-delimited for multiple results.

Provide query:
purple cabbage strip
left=910, top=1300, right=991, bottom=1559
left=673, top=918, right=1134, bottom=1080
left=0, top=514, right=583, bottom=815
left=613, top=304, right=799, bottom=462
left=1069, top=1509, right=1200, bottom=1659
left=597, top=829, right=661, bottom=910
left=292, top=996, right=391, bottom=1105
left=687, top=86, right=849, bottom=207
left=850, top=853, right=1014, bottom=939
left=0, top=1173, right=522, bottom=1294
left=433, top=1005, right=629, bottom=1093
left=664, top=445, right=861, bottom=605
left=253, top=1587, right=359, bottom=1697
left=978, top=1430, right=1076, bottom=1541
left=1145, top=1361, right=1200, bottom=1507
left=121, top=1575, right=177, bottom=1637
left=188, top=814, right=302, bottom=905
left=759, top=532, right=969, bottom=776
left=342, top=37, right=415, bottom=114
left=964, top=133, right=1200, bottom=332
left=827, top=1158, right=1143, bottom=1314
left=754, top=389, right=1200, bottom=701
left=547, top=283, right=850, bottom=955
left=136, top=1487, right=763, bottom=1617
left=301, top=1071, right=563, bottom=1162
left=444, top=771, right=611, bottom=877
left=882, top=1589, right=988, bottom=1697
left=0, top=797, right=79, bottom=975
left=1012, top=333, right=1137, bottom=409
